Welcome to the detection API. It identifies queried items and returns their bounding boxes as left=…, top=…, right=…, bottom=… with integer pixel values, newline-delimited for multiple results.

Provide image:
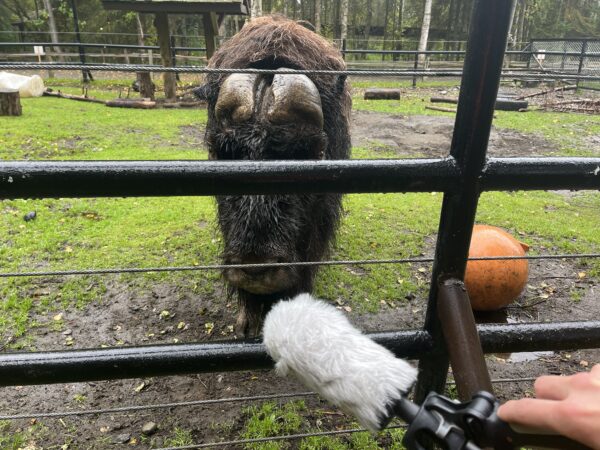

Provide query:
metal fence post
left=414, top=0, right=514, bottom=405
left=577, top=39, right=588, bottom=89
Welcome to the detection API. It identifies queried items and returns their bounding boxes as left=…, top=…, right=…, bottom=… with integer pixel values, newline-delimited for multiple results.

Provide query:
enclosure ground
left=1, top=80, right=599, bottom=449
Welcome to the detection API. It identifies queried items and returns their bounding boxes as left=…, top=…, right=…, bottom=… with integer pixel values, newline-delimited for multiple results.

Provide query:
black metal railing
left=1, top=0, right=600, bottom=415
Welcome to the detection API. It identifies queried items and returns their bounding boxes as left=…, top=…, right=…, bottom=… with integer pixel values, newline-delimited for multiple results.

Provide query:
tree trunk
left=283, top=0, right=288, bottom=17
left=340, top=0, right=349, bottom=41
left=135, top=13, right=145, bottom=46
left=136, top=72, right=155, bottom=100
left=364, top=0, right=372, bottom=56
left=251, top=0, right=262, bottom=18
left=154, top=13, right=177, bottom=100
left=517, top=0, right=527, bottom=45
left=507, top=0, right=519, bottom=47
left=382, top=0, right=390, bottom=58
left=417, top=0, right=433, bottom=68
left=314, top=0, right=321, bottom=33
left=0, top=90, right=22, bottom=116
left=41, top=0, right=64, bottom=61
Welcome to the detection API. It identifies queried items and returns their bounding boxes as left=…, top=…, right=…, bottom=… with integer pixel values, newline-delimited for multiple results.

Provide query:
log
left=430, top=96, right=459, bottom=104
left=136, top=72, right=155, bottom=100
left=364, top=88, right=401, bottom=100
left=430, top=96, right=528, bottom=111
left=43, top=90, right=106, bottom=104
left=106, top=99, right=156, bottom=109
left=0, top=89, right=22, bottom=116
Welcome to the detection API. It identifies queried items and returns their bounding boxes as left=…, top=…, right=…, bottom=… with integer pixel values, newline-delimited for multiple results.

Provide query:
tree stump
left=0, top=89, right=22, bottom=116
left=136, top=72, right=156, bottom=100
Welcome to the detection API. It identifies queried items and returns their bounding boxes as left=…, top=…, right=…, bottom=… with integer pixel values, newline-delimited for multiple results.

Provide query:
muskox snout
left=223, top=256, right=298, bottom=295
left=215, top=71, right=323, bottom=129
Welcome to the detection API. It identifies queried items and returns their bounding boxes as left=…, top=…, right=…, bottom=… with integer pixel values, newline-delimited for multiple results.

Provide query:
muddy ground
left=1, top=107, right=599, bottom=449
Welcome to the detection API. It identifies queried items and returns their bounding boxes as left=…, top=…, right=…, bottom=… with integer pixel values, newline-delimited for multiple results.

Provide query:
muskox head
left=203, top=16, right=352, bottom=337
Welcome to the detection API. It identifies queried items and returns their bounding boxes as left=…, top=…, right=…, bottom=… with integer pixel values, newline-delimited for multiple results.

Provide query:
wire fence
left=1, top=253, right=599, bottom=279
left=2, top=40, right=599, bottom=85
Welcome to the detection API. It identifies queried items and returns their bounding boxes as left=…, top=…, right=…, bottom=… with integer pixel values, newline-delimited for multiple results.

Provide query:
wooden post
left=203, top=12, right=219, bottom=61
left=154, top=12, right=177, bottom=100
left=0, top=89, right=22, bottom=116
left=136, top=72, right=155, bottom=100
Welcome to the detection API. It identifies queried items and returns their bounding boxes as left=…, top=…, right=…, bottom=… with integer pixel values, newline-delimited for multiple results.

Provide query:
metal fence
left=1, top=0, right=600, bottom=447
left=530, top=38, right=600, bottom=90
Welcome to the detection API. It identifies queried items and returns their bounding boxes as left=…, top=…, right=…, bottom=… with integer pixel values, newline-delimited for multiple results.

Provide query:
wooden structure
left=101, top=0, right=250, bottom=99
left=0, top=89, right=22, bottom=116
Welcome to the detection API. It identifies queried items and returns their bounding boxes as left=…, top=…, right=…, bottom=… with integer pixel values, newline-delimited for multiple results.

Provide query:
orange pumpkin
left=464, top=225, right=529, bottom=311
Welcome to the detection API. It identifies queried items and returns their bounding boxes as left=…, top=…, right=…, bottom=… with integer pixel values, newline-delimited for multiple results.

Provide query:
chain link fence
left=530, top=39, right=600, bottom=90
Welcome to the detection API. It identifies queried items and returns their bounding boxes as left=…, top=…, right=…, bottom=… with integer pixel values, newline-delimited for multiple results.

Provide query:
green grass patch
left=162, top=427, right=195, bottom=447
left=240, top=401, right=407, bottom=450
left=241, top=401, right=306, bottom=450
left=1, top=96, right=207, bottom=160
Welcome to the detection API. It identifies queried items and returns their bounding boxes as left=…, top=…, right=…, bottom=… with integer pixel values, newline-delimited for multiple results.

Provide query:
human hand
left=497, top=364, right=600, bottom=450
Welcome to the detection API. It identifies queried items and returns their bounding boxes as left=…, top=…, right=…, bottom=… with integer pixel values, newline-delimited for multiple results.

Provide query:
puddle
left=507, top=351, right=555, bottom=363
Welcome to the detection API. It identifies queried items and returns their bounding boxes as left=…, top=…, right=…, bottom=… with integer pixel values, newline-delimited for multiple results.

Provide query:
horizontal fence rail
left=1, top=63, right=600, bottom=80
left=2, top=158, right=600, bottom=199
left=3, top=42, right=598, bottom=58
left=1, top=322, right=599, bottom=386
left=0, top=42, right=205, bottom=52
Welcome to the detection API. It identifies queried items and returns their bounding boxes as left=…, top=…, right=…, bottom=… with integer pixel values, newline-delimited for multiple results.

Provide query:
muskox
left=203, top=16, right=352, bottom=337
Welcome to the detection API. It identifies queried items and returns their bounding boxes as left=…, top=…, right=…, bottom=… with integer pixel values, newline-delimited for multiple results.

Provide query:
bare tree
left=340, top=0, right=349, bottom=41
left=41, top=0, right=64, bottom=61
left=315, top=0, right=321, bottom=33
left=251, top=0, right=263, bottom=18
left=417, top=0, right=433, bottom=68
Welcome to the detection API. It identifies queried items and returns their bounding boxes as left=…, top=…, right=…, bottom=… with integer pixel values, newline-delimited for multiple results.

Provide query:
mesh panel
left=530, top=39, right=600, bottom=90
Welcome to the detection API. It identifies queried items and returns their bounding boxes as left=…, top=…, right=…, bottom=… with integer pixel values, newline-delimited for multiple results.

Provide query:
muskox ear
left=193, top=84, right=210, bottom=101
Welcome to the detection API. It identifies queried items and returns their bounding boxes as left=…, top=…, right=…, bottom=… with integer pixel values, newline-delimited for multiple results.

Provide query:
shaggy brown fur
left=203, top=16, right=352, bottom=336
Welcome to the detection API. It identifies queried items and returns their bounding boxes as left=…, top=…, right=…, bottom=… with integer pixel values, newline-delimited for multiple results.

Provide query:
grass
left=1, top=83, right=599, bottom=344
left=240, top=401, right=407, bottom=450
left=2, top=96, right=207, bottom=160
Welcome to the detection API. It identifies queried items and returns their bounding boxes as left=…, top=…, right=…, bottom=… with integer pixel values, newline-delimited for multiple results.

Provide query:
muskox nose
left=215, top=70, right=323, bottom=129
left=240, top=265, right=269, bottom=277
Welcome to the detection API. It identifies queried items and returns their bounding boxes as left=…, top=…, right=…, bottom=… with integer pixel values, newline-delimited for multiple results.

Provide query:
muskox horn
left=215, top=73, right=258, bottom=124
left=267, top=73, right=324, bottom=129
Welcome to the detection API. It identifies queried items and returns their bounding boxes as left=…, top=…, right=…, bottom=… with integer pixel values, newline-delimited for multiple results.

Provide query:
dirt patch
left=350, top=111, right=560, bottom=158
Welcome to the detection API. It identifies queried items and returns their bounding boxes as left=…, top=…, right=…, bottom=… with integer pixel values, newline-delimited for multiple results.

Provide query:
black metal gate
left=1, top=0, right=600, bottom=417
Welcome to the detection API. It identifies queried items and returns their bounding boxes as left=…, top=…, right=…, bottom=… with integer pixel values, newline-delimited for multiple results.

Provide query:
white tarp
left=0, top=72, right=45, bottom=97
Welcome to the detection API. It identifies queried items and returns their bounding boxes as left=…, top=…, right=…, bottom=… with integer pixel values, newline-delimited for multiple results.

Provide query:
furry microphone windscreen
left=263, top=293, right=418, bottom=432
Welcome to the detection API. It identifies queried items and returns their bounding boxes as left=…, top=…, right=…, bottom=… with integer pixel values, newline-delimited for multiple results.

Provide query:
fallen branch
left=105, top=99, right=156, bottom=109
left=516, top=84, right=577, bottom=100
left=43, top=89, right=106, bottom=104
left=430, top=96, right=528, bottom=111
left=426, top=105, right=456, bottom=113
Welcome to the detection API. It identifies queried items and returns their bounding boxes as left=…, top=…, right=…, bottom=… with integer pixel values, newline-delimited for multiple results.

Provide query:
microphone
left=262, top=293, right=418, bottom=432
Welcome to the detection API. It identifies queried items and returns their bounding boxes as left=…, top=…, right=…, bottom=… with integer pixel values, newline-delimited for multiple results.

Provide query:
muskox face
left=203, top=16, right=351, bottom=336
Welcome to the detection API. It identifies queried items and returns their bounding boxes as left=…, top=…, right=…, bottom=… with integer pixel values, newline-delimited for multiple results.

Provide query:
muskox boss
left=203, top=16, right=351, bottom=337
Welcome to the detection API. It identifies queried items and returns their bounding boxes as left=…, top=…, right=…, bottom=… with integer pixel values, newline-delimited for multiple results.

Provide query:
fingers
left=497, top=398, right=562, bottom=433
left=534, top=374, right=572, bottom=400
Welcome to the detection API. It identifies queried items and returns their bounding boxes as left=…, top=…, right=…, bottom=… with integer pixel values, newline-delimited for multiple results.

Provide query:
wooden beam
left=203, top=12, right=219, bottom=60
left=102, top=1, right=248, bottom=15
left=153, top=12, right=177, bottom=100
